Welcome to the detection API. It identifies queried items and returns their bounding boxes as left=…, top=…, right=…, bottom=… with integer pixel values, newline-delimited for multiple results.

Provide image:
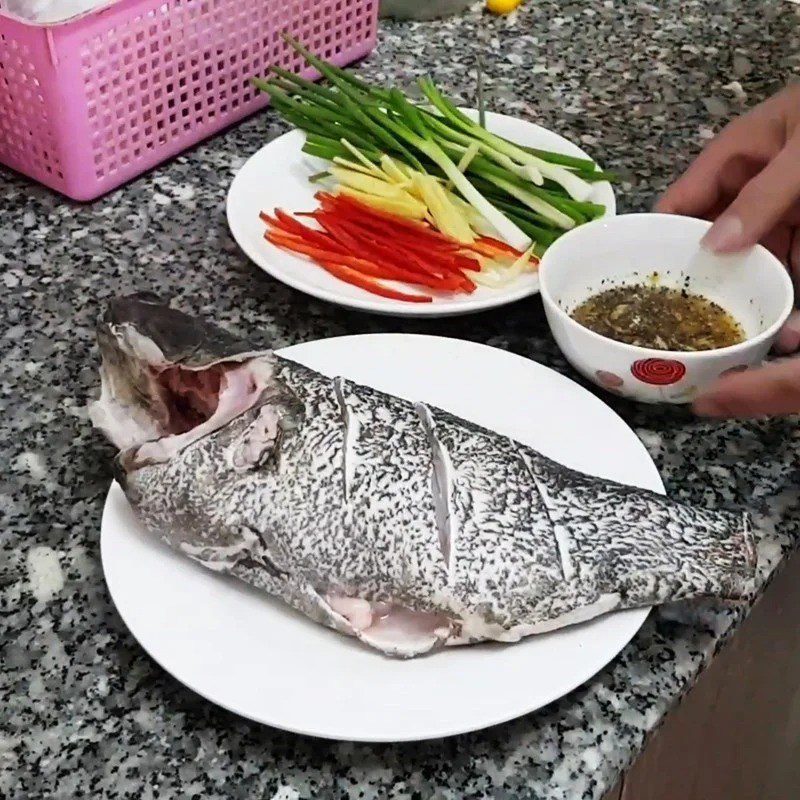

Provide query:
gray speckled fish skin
left=92, top=298, right=757, bottom=658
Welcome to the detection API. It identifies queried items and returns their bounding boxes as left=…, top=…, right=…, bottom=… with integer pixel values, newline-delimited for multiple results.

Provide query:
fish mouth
left=89, top=294, right=299, bottom=471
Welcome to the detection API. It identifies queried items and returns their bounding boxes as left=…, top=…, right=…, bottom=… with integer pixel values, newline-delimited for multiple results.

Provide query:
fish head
left=89, top=293, right=303, bottom=476
left=90, top=296, right=349, bottom=635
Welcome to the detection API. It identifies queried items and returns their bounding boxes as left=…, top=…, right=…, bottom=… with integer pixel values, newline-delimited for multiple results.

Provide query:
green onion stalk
left=251, top=35, right=616, bottom=251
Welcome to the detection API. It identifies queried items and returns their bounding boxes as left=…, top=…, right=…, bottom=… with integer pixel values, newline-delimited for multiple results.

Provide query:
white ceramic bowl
left=539, top=213, right=795, bottom=404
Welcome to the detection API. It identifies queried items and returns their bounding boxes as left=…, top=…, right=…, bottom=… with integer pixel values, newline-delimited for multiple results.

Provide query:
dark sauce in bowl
left=570, top=284, right=745, bottom=351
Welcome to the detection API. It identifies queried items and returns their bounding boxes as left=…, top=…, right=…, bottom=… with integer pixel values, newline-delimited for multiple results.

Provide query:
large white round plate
left=101, top=334, right=657, bottom=742
left=227, top=111, right=616, bottom=317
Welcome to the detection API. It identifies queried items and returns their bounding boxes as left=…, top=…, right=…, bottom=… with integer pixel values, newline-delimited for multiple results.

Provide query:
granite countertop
left=3, top=1, right=800, bottom=798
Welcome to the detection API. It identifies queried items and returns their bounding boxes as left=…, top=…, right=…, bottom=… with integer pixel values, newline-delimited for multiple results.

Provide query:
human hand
left=657, top=84, right=800, bottom=353
left=657, top=85, right=800, bottom=417
left=693, top=358, right=800, bottom=418
left=656, top=84, right=800, bottom=265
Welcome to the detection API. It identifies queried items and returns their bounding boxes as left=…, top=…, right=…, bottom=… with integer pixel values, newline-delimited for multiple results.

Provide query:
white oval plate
left=101, top=334, right=655, bottom=742
left=226, top=111, right=616, bottom=317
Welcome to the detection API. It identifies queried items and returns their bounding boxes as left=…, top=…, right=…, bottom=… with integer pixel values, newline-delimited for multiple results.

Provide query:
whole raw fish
left=90, top=294, right=757, bottom=657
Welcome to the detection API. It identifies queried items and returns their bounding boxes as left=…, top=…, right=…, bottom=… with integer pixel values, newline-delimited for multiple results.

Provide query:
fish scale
left=338, top=381, right=448, bottom=602
left=426, top=409, right=565, bottom=623
left=91, top=295, right=758, bottom=658
left=220, top=367, right=444, bottom=616
left=527, top=456, right=755, bottom=603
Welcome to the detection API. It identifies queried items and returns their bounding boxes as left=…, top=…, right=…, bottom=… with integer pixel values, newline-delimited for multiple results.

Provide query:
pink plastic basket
left=0, top=0, right=378, bottom=200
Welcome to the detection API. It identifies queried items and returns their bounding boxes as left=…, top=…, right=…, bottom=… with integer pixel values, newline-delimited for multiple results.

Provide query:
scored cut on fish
left=90, top=294, right=757, bottom=658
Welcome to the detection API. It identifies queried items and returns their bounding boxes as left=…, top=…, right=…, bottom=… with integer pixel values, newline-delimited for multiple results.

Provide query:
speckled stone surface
left=2, top=2, right=800, bottom=798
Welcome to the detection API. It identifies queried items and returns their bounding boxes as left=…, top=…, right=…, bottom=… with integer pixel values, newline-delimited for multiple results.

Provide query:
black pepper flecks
left=571, top=284, right=745, bottom=350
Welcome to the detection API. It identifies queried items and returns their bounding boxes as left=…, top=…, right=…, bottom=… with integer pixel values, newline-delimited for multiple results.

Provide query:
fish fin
left=325, top=591, right=452, bottom=657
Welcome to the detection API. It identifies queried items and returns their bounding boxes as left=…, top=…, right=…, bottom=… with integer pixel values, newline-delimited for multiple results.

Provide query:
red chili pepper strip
left=311, top=216, right=433, bottom=279
left=343, top=217, right=462, bottom=258
left=266, top=231, right=454, bottom=290
left=329, top=216, right=472, bottom=277
left=330, top=216, right=481, bottom=273
left=401, top=249, right=458, bottom=282
left=371, top=235, right=467, bottom=286
left=341, top=214, right=461, bottom=251
left=312, top=216, right=367, bottom=254
left=266, top=231, right=396, bottom=277
left=353, top=218, right=461, bottom=254
left=476, top=236, right=525, bottom=257
left=402, top=245, right=479, bottom=277
left=316, top=259, right=433, bottom=304
left=323, top=205, right=459, bottom=242
left=261, top=195, right=524, bottom=300
left=321, top=216, right=456, bottom=281
left=460, top=276, right=477, bottom=293
left=313, top=194, right=523, bottom=265
left=468, top=241, right=502, bottom=259
left=265, top=209, right=350, bottom=255
left=321, top=227, right=462, bottom=290
left=309, top=213, right=461, bottom=283
left=265, top=230, right=364, bottom=266
left=451, top=254, right=483, bottom=272
left=259, top=210, right=282, bottom=228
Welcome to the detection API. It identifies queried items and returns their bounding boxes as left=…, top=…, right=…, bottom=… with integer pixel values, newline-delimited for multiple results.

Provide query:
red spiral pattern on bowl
left=630, top=358, right=686, bottom=386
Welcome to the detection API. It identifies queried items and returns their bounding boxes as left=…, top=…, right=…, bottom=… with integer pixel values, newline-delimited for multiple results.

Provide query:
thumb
left=702, top=137, right=800, bottom=254
left=693, top=358, right=800, bottom=418
left=775, top=309, right=800, bottom=355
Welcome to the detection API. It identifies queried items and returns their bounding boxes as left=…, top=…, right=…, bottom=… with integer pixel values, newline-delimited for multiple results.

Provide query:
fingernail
left=701, top=214, right=745, bottom=254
